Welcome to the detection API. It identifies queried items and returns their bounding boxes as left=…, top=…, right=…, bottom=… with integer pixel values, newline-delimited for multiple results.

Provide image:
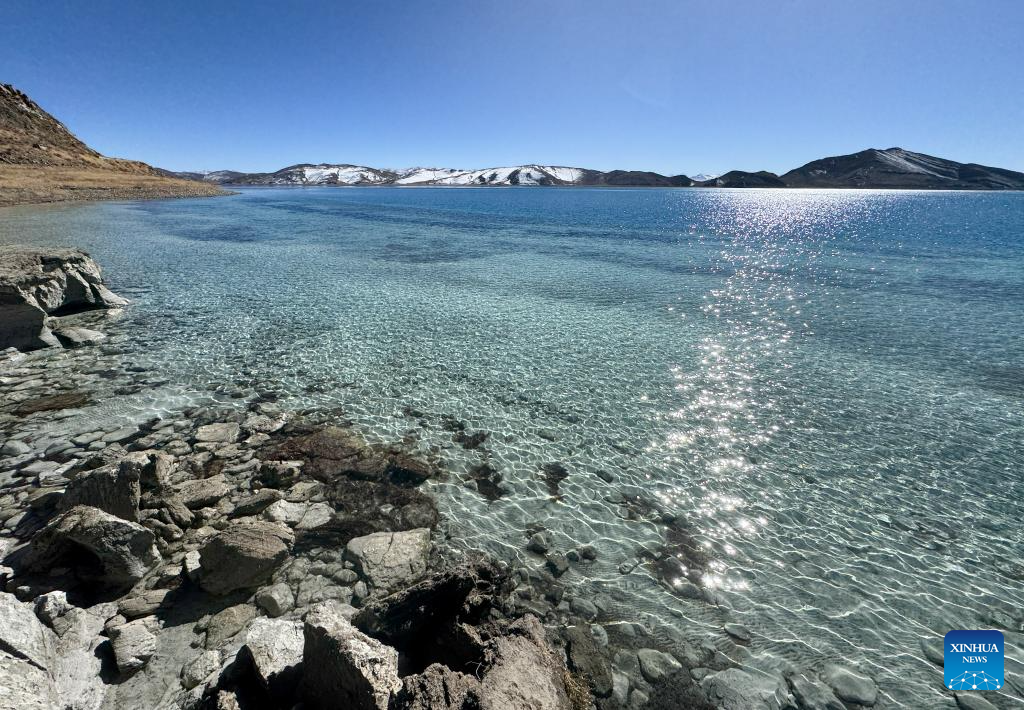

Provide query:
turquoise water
left=3, top=187, right=1023, bottom=706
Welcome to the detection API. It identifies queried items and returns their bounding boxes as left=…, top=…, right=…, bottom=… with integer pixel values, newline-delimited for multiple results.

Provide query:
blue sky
left=4, top=0, right=1023, bottom=174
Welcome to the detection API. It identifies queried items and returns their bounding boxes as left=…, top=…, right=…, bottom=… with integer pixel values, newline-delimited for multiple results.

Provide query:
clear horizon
left=4, top=0, right=1023, bottom=175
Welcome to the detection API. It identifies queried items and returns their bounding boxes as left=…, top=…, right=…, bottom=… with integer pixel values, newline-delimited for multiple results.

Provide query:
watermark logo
left=944, top=630, right=1003, bottom=691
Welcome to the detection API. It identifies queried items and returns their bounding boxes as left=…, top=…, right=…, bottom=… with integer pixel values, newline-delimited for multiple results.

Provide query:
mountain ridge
left=176, top=148, right=1024, bottom=190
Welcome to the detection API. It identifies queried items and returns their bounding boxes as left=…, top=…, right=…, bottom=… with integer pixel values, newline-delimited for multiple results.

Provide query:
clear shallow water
left=3, top=187, right=1023, bottom=706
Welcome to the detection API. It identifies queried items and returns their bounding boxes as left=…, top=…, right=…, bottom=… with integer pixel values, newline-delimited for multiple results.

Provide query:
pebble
left=527, top=532, right=551, bottom=554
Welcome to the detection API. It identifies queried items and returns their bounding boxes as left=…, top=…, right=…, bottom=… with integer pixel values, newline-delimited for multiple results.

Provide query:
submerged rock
left=701, top=668, right=790, bottom=710
left=787, top=672, right=844, bottom=710
left=820, top=663, right=877, bottom=706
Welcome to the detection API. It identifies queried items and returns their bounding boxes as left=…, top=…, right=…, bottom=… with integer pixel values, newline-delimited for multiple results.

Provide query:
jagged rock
left=0, top=649, right=59, bottom=710
left=265, top=425, right=440, bottom=486
left=637, top=648, right=682, bottom=683
left=206, top=604, right=258, bottom=648
left=820, top=664, right=877, bottom=706
left=34, top=591, right=72, bottom=630
left=0, top=590, right=55, bottom=669
left=195, top=423, right=240, bottom=444
left=49, top=600, right=118, bottom=710
left=701, top=668, right=790, bottom=710
left=394, top=663, right=481, bottom=709
left=52, top=327, right=106, bottom=348
left=183, top=550, right=202, bottom=581
left=255, top=582, right=294, bottom=618
left=788, top=672, right=844, bottom=710
left=0, top=246, right=127, bottom=351
left=180, top=649, right=221, bottom=690
left=264, top=499, right=308, bottom=525
left=198, top=521, right=293, bottom=595
left=302, top=600, right=402, bottom=710
left=174, top=474, right=230, bottom=510
left=345, top=528, right=430, bottom=591
left=27, top=505, right=159, bottom=590
left=240, top=617, right=304, bottom=695
left=59, top=456, right=142, bottom=522
left=108, top=617, right=158, bottom=675
left=479, top=615, right=571, bottom=710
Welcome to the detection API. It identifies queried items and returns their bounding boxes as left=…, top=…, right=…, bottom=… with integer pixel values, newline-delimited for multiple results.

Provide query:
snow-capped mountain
left=234, top=164, right=394, bottom=186
left=172, top=148, right=1024, bottom=190
left=395, top=165, right=585, bottom=186
left=179, top=163, right=693, bottom=187
left=689, top=173, right=719, bottom=182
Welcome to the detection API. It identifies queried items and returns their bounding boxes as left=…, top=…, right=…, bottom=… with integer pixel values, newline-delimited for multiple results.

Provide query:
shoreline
left=0, top=165, right=233, bottom=208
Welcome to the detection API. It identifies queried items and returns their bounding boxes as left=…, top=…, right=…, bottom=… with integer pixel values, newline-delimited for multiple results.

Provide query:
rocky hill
left=0, top=83, right=227, bottom=206
left=780, top=147, right=1024, bottom=190
left=697, top=171, right=786, bottom=188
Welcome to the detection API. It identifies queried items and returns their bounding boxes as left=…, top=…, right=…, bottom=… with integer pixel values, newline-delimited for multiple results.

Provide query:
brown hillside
left=0, top=83, right=227, bottom=206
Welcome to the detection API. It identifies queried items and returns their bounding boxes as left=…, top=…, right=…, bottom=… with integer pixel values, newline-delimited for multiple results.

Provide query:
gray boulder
left=0, top=246, right=127, bottom=351
left=195, top=423, right=240, bottom=444
left=479, top=615, right=571, bottom=710
left=108, top=617, right=158, bottom=675
left=255, top=582, right=294, bottom=618
left=240, top=618, right=304, bottom=694
left=0, top=590, right=55, bottom=670
left=60, top=456, right=142, bottom=522
left=346, top=528, right=430, bottom=592
left=0, top=650, right=59, bottom=710
left=27, top=505, right=159, bottom=589
left=302, top=600, right=402, bottom=710
left=52, top=327, right=106, bottom=348
left=174, top=475, right=230, bottom=510
left=198, top=521, right=294, bottom=595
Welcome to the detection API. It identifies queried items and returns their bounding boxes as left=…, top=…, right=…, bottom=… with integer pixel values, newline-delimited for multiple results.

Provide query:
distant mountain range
left=175, top=148, right=1024, bottom=190
left=3, top=81, right=1023, bottom=206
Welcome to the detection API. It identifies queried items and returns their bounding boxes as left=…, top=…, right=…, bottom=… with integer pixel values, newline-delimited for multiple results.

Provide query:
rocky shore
left=0, top=249, right=896, bottom=710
